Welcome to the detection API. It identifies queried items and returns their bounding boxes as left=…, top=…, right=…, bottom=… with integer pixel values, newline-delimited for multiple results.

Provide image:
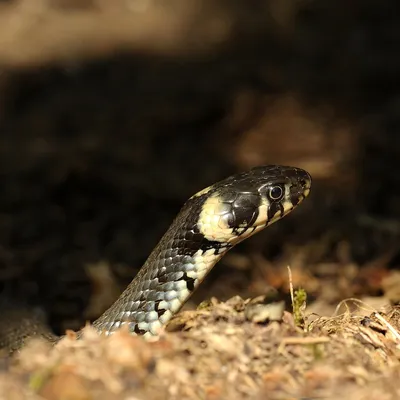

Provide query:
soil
left=1, top=296, right=400, bottom=399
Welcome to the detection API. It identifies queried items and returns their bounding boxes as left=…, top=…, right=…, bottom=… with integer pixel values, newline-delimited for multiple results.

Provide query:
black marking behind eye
left=220, top=212, right=234, bottom=228
left=267, top=201, right=283, bottom=221
left=230, top=194, right=260, bottom=228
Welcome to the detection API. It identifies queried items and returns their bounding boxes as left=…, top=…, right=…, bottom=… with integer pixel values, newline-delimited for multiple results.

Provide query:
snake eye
left=268, top=185, right=284, bottom=201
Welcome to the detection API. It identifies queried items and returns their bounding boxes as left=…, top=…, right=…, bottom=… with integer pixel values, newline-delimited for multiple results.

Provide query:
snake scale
left=0, top=165, right=311, bottom=353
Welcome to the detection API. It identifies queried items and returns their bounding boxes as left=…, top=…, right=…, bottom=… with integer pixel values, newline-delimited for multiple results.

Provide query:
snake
left=0, top=165, right=311, bottom=353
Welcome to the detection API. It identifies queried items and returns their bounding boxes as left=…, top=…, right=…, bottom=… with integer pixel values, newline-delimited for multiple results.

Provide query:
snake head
left=194, top=165, right=311, bottom=245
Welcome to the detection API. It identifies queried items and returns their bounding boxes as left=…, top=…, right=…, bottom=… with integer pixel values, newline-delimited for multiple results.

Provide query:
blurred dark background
left=0, top=0, right=399, bottom=334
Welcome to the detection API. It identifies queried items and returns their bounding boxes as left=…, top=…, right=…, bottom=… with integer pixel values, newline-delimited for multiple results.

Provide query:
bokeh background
left=0, top=0, right=399, bottom=335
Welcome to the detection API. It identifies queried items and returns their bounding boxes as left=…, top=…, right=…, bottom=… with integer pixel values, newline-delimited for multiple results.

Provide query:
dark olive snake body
left=0, top=165, right=311, bottom=353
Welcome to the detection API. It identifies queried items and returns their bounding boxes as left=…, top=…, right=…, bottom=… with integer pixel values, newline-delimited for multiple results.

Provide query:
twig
left=281, top=337, right=330, bottom=345
left=287, top=265, right=294, bottom=311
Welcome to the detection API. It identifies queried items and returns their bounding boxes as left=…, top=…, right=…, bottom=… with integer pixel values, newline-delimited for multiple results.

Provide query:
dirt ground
left=0, top=0, right=399, bottom=399
left=1, top=250, right=399, bottom=400
left=0, top=297, right=399, bottom=400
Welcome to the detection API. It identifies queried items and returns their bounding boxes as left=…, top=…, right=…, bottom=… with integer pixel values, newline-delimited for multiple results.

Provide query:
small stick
left=287, top=265, right=294, bottom=311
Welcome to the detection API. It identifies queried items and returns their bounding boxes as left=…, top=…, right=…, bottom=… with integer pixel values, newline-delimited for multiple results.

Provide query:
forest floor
left=1, top=258, right=399, bottom=400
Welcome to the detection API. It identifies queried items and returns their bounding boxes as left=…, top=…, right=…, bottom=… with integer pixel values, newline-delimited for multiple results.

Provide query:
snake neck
left=92, top=196, right=231, bottom=337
